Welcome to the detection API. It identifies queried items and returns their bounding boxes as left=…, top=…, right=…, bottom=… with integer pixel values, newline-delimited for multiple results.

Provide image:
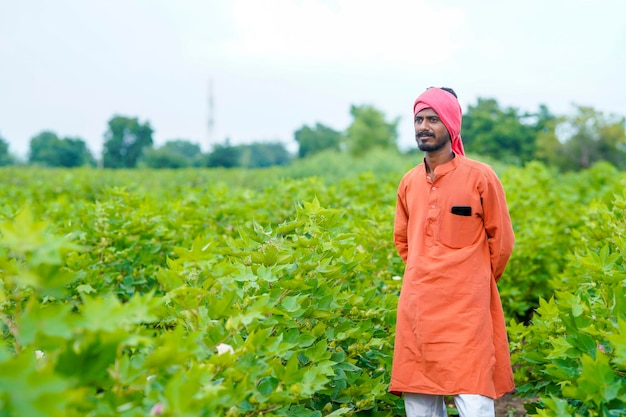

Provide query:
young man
left=390, top=87, right=515, bottom=417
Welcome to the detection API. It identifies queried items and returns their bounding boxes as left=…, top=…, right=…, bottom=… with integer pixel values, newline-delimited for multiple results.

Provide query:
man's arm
left=394, top=186, right=409, bottom=263
left=482, top=170, right=515, bottom=282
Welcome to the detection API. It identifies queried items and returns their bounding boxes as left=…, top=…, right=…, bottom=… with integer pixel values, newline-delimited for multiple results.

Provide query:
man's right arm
left=394, top=187, right=409, bottom=263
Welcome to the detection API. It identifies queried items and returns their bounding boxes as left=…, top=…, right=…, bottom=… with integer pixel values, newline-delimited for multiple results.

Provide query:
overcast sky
left=1, top=0, right=625, bottom=159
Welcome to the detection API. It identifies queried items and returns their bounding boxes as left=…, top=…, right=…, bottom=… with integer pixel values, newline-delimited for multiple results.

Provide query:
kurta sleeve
left=482, top=170, right=515, bottom=282
left=394, top=183, right=409, bottom=263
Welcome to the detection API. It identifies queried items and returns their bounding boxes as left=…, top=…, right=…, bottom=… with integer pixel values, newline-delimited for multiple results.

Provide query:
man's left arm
left=482, top=170, right=515, bottom=282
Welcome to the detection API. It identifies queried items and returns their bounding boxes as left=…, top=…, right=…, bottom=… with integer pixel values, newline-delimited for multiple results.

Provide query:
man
left=390, top=87, right=515, bottom=417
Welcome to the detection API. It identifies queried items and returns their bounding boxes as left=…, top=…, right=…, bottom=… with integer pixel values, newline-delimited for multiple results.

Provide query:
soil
left=443, top=392, right=532, bottom=416
left=494, top=392, right=530, bottom=417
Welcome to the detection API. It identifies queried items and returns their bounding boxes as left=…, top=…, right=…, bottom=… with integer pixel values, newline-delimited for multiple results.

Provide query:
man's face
left=414, top=108, right=451, bottom=152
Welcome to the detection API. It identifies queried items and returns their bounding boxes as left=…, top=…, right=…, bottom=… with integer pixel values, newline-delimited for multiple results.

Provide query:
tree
left=29, top=131, right=61, bottom=166
left=345, top=105, right=399, bottom=156
left=0, top=135, right=14, bottom=166
left=141, top=140, right=202, bottom=169
left=205, top=140, right=291, bottom=168
left=462, top=98, right=539, bottom=165
left=28, top=131, right=94, bottom=167
left=294, top=123, right=342, bottom=158
left=533, top=106, right=567, bottom=168
left=239, top=142, right=291, bottom=168
left=206, top=139, right=241, bottom=168
left=140, top=148, right=190, bottom=169
left=102, top=116, right=153, bottom=168
left=160, top=140, right=202, bottom=160
left=551, top=105, right=626, bottom=171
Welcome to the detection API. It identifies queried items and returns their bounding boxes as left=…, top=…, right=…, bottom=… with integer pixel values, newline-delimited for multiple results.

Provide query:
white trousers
left=404, top=393, right=495, bottom=417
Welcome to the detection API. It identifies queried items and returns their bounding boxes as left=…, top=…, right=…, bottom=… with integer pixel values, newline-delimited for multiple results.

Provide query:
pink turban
left=413, top=88, right=465, bottom=156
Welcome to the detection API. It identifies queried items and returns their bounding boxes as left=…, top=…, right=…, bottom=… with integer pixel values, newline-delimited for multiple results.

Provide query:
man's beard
left=416, top=132, right=448, bottom=152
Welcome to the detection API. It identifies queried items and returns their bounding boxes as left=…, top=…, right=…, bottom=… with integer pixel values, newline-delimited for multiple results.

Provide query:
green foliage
left=294, top=123, right=342, bottom=158
left=28, top=131, right=94, bottom=167
left=533, top=109, right=567, bottom=168
left=346, top=105, right=399, bottom=156
left=0, top=136, right=14, bottom=166
left=103, top=116, right=154, bottom=168
left=540, top=105, right=626, bottom=171
left=206, top=140, right=241, bottom=168
left=0, top=152, right=625, bottom=416
left=462, top=98, right=555, bottom=165
left=160, top=140, right=203, bottom=160
left=140, top=147, right=190, bottom=169
left=0, top=162, right=403, bottom=416
left=238, top=142, right=292, bottom=168
left=206, top=141, right=292, bottom=168
left=497, top=161, right=625, bottom=322
left=141, top=140, right=203, bottom=169
left=12, top=100, right=626, bottom=172
left=280, top=148, right=415, bottom=183
left=498, top=162, right=579, bottom=320
left=509, top=188, right=626, bottom=416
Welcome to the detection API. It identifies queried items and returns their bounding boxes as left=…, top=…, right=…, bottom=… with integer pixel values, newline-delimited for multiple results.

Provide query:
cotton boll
left=216, top=343, right=234, bottom=355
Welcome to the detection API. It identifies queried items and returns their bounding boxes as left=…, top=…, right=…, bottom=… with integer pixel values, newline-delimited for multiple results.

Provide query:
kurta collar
left=422, top=153, right=463, bottom=178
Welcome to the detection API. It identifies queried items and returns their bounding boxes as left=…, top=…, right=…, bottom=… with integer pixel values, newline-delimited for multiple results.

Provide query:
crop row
left=0, top=159, right=624, bottom=416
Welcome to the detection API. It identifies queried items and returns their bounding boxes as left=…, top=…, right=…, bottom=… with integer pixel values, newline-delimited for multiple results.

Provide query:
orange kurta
left=390, top=154, right=515, bottom=399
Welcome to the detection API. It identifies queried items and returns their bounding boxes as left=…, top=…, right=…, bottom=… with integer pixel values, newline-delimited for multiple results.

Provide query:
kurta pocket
left=438, top=211, right=481, bottom=248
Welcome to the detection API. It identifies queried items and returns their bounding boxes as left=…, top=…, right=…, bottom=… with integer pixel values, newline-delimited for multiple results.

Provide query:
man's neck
left=424, top=149, right=455, bottom=178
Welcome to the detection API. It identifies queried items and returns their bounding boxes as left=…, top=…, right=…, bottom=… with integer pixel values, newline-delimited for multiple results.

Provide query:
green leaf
left=535, top=396, right=574, bottom=417
left=334, top=362, right=361, bottom=372
left=78, top=293, right=160, bottom=332
left=575, top=352, right=620, bottom=405
left=76, top=284, right=96, bottom=294
left=280, top=295, right=306, bottom=314
left=325, top=407, right=353, bottom=417
left=0, top=350, right=80, bottom=417
left=285, top=404, right=322, bottom=417
left=257, top=376, right=279, bottom=396
left=55, top=332, right=121, bottom=384
left=607, top=318, right=626, bottom=369
left=0, top=207, right=48, bottom=255
left=172, top=236, right=215, bottom=262
left=17, top=299, right=74, bottom=346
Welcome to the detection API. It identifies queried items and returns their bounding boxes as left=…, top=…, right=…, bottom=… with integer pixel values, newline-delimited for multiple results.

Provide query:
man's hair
left=440, top=87, right=457, bottom=98
left=428, top=86, right=458, bottom=98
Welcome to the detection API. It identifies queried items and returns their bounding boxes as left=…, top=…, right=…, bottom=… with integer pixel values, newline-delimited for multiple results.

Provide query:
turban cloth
left=413, top=88, right=465, bottom=156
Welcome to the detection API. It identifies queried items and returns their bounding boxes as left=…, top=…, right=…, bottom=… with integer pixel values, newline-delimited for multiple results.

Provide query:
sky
left=1, top=0, right=625, bottom=159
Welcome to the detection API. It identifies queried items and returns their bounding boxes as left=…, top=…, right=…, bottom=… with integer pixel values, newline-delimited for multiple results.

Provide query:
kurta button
left=431, top=205, right=436, bottom=208
left=432, top=187, right=437, bottom=190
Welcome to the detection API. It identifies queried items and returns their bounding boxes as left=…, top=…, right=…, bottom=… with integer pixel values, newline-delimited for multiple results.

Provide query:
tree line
left=1, top=97, right=625, bottom=171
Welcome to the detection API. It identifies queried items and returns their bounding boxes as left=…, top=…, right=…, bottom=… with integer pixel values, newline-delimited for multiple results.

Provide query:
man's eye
left=429, top=117, right=439, bottom=123
left=414, top=117, right=423, bottom=123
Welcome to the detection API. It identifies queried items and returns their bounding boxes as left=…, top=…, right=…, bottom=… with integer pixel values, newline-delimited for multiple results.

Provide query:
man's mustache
left=416, top=131, right=435, bottom=138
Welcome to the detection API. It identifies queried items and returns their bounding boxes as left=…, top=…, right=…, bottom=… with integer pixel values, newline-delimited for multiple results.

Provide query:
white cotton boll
left=35, top=350, right=45, bottom=359
left=216, top=343, right=234, bottom=355
left=392, top=276, right=402, bottom=281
